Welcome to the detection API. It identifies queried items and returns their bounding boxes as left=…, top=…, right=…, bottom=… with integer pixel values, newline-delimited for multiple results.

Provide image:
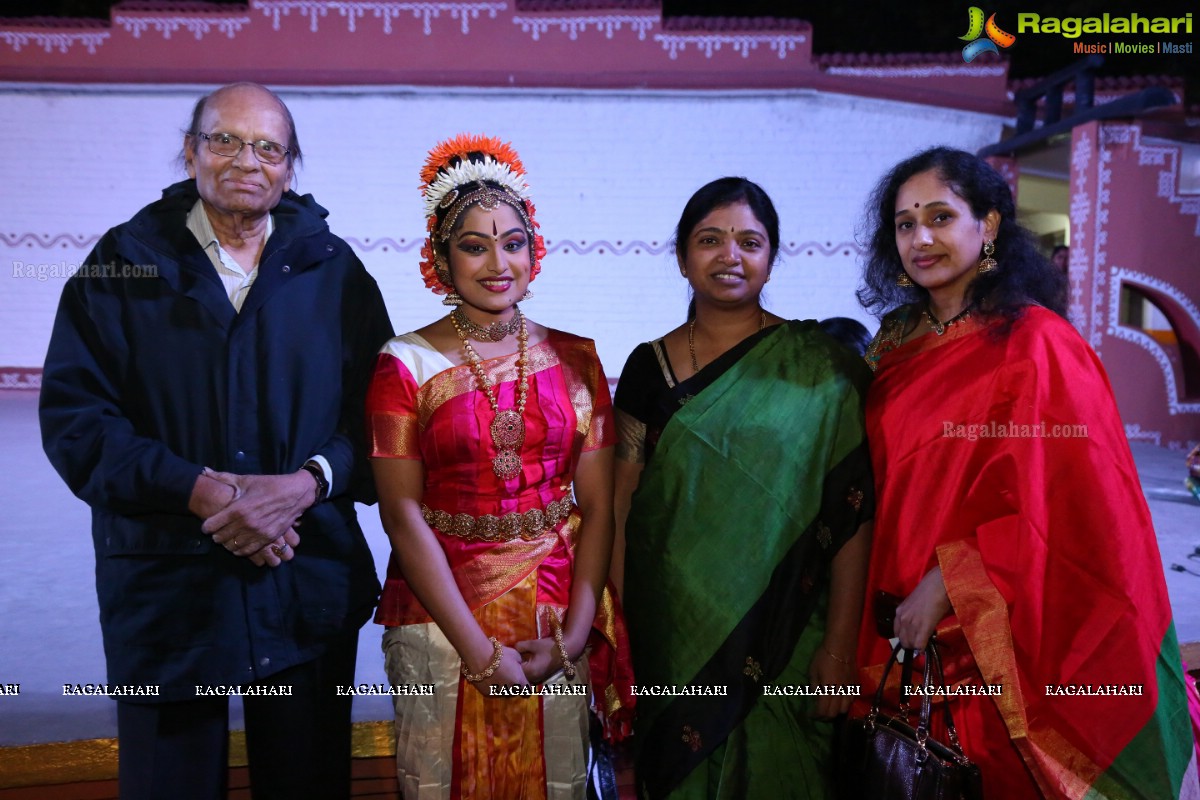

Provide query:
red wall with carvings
left=0, top=1, right=1009, bottom=111
left=1069, top=120, right=1200, bottom=449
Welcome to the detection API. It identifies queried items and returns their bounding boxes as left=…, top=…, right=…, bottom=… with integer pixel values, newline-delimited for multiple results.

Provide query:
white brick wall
left=0, top=84, right=1005, bottom=374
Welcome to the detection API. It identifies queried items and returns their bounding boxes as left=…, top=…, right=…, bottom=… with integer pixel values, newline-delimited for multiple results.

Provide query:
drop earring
left=435, top=255, right=460, bottom=305
left=977, top=240, right=998, bottom=274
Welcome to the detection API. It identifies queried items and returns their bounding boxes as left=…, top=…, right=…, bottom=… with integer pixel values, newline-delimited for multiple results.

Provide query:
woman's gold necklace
left=449, top=307, right=529, bottom=480
left=689, top=310, right=767, bottom=373
left=450, top=305, right=522, bottom=342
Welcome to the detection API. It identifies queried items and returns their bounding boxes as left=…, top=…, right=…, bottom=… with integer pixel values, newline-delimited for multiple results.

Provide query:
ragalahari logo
left=960, top=7, right=1016, bottom=62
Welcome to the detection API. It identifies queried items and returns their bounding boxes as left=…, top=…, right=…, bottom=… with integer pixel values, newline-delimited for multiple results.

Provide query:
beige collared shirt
left=185, top=199, right=273, bottom=313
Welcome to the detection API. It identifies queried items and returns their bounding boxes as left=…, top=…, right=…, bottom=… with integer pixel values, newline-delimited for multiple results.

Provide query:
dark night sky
left=672, top=0, right=1197, bottom=96
left=5, top=1, right=1198, bottom=102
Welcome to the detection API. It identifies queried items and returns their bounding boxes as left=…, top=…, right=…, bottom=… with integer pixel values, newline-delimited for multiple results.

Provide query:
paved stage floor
left=1, top=390, right=1197, bottom=746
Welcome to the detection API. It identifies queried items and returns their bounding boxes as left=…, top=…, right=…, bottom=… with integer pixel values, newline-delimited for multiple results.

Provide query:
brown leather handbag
left=836, top=641, right=983, bottom=800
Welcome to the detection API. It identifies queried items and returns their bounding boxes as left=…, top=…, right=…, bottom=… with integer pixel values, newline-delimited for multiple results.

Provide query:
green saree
left=616, top=320, right=873, bottom=799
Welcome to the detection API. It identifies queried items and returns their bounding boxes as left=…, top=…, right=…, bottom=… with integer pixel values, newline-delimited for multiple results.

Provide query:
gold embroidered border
left=585, top=407, right=610, bottom=451
left=614, top=409, right=646, bottom=464
left=558, top=339, right=603, bottom=441
left=369, top=411, right=420, bottom=458
left=864, top=312, right=906, bottom=372
left=458, top=512, right=580, bottom=611
left=937, top=538, right=1096, bottom=798
left=417, top=342, right=560, bottom=426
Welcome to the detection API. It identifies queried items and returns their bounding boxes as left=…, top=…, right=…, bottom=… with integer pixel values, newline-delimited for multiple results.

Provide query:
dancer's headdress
left=418, top=134, right=545, bottom=295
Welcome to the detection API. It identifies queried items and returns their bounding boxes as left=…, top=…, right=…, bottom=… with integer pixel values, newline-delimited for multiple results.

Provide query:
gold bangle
left=547, top=609, right=577, bottom=681
left=822, top=646, right=853, bottom=666
left=461, top=637, right=503, bottom=683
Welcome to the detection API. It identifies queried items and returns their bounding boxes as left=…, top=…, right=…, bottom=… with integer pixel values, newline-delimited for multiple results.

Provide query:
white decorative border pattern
left=1058, top=88, right=1183, bottom=107
left=825, top=65, right=1006, bottom=78
left=1124, top=424, right=1162, bottom=446
left=1, top=232, right=100, bottom=248
left=251, top=0, right=506, bottom=35
left=3, top=232, right=862, bottom=258
left=512, top=14, right=656, bottom=42
left=114, top=13, right=251, bottom=40
left=0, top=369, right=41, bottom=390
left=1132, top=130, right=1200, bottom=236
left=1087, top=123, right=1135, bottom=353
left=0, top=30, right=109, bottom=54
left=654, top=32, right=806, bottom=60
left=1108, top=266, right=1200, bottom=416
left=1068, top=127, right=1092, bottom=331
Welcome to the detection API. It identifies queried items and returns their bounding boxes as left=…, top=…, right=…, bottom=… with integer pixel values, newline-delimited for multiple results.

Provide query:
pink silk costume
left=366, top=329, right=632, bottom=800
left=858, top=306, right=1198, bottom=799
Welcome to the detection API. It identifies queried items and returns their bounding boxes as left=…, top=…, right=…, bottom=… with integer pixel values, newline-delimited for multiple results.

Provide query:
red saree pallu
left=858, top=306, right=1198, bottom=799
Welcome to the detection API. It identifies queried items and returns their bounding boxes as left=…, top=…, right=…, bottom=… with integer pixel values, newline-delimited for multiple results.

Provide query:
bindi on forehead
left=914, top=203, right=920, bottom=208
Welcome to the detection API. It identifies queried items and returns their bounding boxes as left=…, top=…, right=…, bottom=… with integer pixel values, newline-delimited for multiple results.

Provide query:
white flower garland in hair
left=422, top=159, right=529, bottom=217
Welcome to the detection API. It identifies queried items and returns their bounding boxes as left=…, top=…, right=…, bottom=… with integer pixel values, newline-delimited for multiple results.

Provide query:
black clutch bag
left=836, top=640, right=983, bottom=800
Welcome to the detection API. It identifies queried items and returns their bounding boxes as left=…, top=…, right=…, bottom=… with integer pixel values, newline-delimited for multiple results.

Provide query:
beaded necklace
left=922, top=304, right=972, bottom=336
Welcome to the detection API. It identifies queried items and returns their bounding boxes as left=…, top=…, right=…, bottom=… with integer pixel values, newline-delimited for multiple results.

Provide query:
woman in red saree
left=365, top=135, right=632, bottom=799
left=856, top=147, right=1198, bottom=798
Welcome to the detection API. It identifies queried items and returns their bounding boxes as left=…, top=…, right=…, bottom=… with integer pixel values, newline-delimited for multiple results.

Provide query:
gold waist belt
left=422, top=495, right=573, bottom=542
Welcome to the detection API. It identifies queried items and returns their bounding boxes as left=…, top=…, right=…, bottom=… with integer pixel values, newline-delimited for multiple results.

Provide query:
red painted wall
left=0, top=1, right=1008, bottom=112
left=1070, top=120, right=1200, bottom=449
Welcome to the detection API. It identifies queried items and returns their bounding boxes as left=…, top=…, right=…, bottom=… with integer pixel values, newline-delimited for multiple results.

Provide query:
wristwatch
left=301, top=459, right=329, bottom=503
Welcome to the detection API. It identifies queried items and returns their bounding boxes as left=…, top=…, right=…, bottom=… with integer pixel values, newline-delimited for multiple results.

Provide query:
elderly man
left=40, top=83, right=392, bottom=799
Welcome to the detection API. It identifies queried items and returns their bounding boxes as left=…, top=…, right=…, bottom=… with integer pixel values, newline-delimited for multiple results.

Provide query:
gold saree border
left=0, top=720, right=396, bottom=789
left=873, top=309, right=989, bottom=372
left=559, top=340, right=600, bottom=441
left=417, top=341, right=560, bottom=427
left=938, top=538, right=1096, bottom=798
left=369, top=412, right=420, bottom=458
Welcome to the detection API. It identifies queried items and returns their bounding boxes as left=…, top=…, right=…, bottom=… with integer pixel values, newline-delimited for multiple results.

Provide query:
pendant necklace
left=450, top=307, right=529, bottom=480
left=922, top=304, right=971, bottom=336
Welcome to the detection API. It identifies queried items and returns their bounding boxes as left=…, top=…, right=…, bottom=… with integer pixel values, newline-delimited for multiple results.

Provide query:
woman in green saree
left=613, top=177, right=874, bottom=799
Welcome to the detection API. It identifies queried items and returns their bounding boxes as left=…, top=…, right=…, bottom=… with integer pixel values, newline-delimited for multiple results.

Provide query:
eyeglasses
left=194, top=131, right=290, bottom=166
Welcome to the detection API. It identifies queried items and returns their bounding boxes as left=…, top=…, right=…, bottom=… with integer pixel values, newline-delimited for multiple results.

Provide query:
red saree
left=366, top=329, right=633, bottom=799
left=859, top=306, right=1198, bottom=799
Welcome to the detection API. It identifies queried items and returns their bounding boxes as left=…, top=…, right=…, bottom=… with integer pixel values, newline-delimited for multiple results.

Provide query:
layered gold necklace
left=449, top=307, right=529, bottom=480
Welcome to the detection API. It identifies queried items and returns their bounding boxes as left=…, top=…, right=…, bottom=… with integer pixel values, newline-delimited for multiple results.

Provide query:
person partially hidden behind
left=39, top=82, right=392, bottom=800
left=1051, top=244, right=1069, bottom=273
